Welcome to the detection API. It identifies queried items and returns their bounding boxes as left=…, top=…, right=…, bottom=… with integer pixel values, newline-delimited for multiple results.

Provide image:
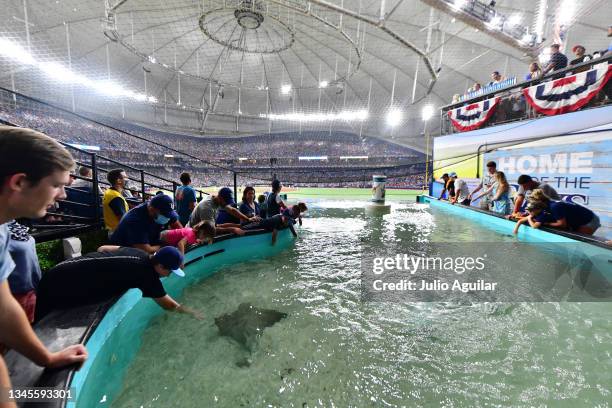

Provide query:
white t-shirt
left=454, top=179, right=470, bottom=202
left=189, top=196, right=221, bottom=226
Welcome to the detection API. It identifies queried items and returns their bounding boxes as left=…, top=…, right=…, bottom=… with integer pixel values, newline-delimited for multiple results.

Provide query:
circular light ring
left=107, top=1, right=362, bottom=91
left=198, top=8, right=295, bottom=54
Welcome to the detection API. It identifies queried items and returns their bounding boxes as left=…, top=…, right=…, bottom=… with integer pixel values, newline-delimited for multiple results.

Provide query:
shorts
left=583, top=214, right=601, bottom=232
left=13, top=290, right=37, bottom=323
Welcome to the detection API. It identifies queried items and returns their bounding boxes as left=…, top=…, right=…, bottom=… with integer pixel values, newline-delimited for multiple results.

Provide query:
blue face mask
left=154, top=214, right=170, bottom=225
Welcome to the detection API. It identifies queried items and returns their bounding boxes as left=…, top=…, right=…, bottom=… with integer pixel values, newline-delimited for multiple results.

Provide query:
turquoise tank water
left=75, top=199, right=612, bottom=407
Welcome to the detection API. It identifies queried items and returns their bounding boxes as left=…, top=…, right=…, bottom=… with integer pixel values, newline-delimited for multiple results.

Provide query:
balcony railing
left=440, top=54, right=612, bottom=135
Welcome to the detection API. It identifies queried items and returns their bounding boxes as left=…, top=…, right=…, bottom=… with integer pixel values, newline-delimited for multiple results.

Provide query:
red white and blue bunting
left=523, top=62, right=612, bottom=115
left=447, top=97, right=500, bottom=132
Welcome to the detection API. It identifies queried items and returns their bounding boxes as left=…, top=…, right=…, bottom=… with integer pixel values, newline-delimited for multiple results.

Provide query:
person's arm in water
left=271, top=229, right=278, bottom=245
left=0, top=281, right=88, bottom=368
left=437, top=184, right=448, bottom=200
left=513, top=217, right=529, bottom=234
left=154, top=295, right=203, bottom=320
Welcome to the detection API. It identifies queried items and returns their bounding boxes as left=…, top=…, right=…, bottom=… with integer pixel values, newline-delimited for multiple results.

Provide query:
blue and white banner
left=458, top=77, right=517, bottom=102
left=447, top=97, right=500, bottom=132
left=523, top=62, right=612, bottom=115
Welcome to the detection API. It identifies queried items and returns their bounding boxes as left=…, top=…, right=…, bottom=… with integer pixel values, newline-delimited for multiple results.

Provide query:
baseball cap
left=449, top=172, right=458, bottom=178
left=217, top=187, right=235, bottom=206
left=153, top=246, right=185, bottom=277
left=150, top=194, right=178, bottom=219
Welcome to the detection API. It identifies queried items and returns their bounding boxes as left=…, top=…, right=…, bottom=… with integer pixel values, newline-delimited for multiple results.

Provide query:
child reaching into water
left=512, top=202, right=551, bottom=234
left=241, top=214, right=296, bottom=245
left=282, top=202, right=308, bottom=226
left=160, top=221, right=216, bottom=255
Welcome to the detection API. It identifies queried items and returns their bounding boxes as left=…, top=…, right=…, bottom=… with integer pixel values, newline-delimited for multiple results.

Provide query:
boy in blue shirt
left=175, top=172, right=197, bottom=227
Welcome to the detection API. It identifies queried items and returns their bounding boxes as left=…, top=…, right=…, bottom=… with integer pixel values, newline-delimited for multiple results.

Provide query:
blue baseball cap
left=449, top=172, right=458, bottom=178
left=153, top=246, right=184, bottom=277
left=150, top=194, right=178, bottom=219
left=217, top=187, right=235, bottom=206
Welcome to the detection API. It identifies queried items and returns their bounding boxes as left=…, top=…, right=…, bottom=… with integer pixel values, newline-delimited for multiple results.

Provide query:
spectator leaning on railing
left=570, top=44, right=592, bottom=66
left=525, top=62, right=543, bottom=80
left=543, top=43, right=569, bottom=76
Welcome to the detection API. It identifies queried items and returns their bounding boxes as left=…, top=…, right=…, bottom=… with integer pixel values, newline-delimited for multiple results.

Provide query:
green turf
left=195, top=186, right=422, bottom=199
left=285, top=187, right=422, bottom=198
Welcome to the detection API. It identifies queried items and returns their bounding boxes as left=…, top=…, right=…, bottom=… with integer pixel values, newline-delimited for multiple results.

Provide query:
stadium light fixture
left=0, top=38, right=35, bottom=65
left=262, top=109, right=368, bottom=122
left=280, top=84, right=292, bottom=95
left=319, top=80, right=329, bottom=88
left=0, top=37, right=157, bottom=104
left=386, top=108, right=403, bottom=127
left=421, top=105, right=435, bottom=121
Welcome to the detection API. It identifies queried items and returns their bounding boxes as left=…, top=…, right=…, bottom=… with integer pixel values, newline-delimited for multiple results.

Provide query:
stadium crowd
left=0, top=105, right=416, bottom=160
left=0, top=104, right=425, bottom=189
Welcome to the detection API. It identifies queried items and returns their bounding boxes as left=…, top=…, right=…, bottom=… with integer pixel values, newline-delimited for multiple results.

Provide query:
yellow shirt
left=102, top=188, right=128, bottom=231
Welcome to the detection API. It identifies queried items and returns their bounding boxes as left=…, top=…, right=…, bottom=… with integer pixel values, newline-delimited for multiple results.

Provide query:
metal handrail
left=441, top=54, right=612, bottom=112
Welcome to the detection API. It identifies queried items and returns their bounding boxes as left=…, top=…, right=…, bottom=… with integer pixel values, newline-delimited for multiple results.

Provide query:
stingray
left=214, top=303, right=287, bottom=352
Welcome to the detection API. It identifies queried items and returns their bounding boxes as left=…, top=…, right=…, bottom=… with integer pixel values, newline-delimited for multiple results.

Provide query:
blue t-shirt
left=545, top=201, right=595, bottom=230
left=0, top=223, right=16, bottom=282
left=533, top=211, right=556, bottom=225
left=216, top=204, right=240, bottom=225
left=266, top=192, right=282, bottom=217
left=111, top=203, right=176, bottom=247
left=239, top=201, right=260, bottom=218
left=175, top=185, right=197, bottom=226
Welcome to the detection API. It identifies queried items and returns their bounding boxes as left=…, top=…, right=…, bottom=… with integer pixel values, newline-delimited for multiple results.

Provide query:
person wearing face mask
left=110, top=194, right=182, bottom=254
left=102, top=168, right=130, bottom=236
